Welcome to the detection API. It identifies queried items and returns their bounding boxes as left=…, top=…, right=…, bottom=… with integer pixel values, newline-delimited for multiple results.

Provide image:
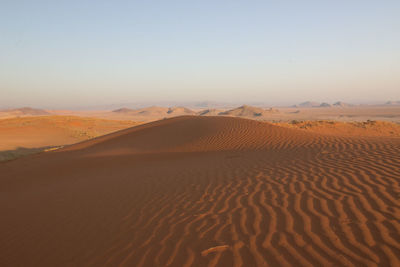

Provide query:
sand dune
left=0, top=116, right=138, bottom=161
left=1, top=116, right=399, bottom=266
left=167, top=106, right=196, bottom=115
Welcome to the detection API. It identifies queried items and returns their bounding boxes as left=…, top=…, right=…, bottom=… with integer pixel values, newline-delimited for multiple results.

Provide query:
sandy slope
left=0, top=116, right=138, bottom=161
left=1, top=116, right=399, bottom=266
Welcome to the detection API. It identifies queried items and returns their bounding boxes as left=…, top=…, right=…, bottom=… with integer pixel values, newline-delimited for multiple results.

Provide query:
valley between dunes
left=1, top=116, right=400, bottom=266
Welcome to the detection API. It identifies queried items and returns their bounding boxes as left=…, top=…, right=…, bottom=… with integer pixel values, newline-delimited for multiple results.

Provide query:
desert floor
left=1, top=116, right=399, bottom=266
left=270, top=106, right=400, bottom=123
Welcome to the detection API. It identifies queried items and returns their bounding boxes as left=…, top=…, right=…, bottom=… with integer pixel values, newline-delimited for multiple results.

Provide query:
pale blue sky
left=1, top=0, right=399, bottom=108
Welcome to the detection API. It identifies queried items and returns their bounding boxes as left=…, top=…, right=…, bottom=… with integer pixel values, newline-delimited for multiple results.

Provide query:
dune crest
left=61, top=116, right=312, bottom=155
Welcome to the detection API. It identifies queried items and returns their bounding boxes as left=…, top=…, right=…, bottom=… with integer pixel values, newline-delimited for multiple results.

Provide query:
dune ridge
left=1, top=116, right=399, bottom=266
left=61, top=116, right=315, bottom=155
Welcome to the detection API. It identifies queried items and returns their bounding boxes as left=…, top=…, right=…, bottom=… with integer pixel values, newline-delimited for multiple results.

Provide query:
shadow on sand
left=0, top=146, right=62, bottom=162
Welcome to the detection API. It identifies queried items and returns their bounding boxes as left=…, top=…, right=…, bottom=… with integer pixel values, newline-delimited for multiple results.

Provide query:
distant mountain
left=112, top=106, right=195, bottom=117
left=1, top=107, right=50, bottom=116
left=333, top=101, right=353, bottom=107
left=112, top=108, right=135, bottom=113
left=294, top=101, right=355, bottom=108
left=219, top=105, right=278, bottom=117
left=110, top=104, right=282, bottom=120
left=190, top=101, right=226, bottom=108
left=296, top=101, right=321, bottom=108
left=385, top=101, right=400, bottom=106
left=319, top=103, right=332, bottom=108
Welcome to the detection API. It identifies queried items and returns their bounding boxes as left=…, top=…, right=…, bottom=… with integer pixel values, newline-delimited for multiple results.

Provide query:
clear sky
left=1, top=0, right=399, bottom=108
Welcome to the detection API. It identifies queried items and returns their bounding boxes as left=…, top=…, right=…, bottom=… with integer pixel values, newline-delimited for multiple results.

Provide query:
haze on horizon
left=1, top=1, right=399, bottom=109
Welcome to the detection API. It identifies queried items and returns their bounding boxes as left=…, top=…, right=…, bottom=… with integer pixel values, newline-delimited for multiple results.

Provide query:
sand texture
left=1, top=116, right=399, bottom=266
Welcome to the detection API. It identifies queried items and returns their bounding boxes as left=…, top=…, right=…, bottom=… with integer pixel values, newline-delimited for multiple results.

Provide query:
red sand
left=1, top=116, right=399, bottom=266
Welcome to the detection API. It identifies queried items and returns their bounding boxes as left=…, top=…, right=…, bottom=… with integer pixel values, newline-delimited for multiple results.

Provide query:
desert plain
left=0, top=104, right=400, bottom=266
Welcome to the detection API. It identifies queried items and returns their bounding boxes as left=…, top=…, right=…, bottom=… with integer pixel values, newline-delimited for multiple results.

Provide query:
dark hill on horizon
left=0, top=107, right=50, bottom=116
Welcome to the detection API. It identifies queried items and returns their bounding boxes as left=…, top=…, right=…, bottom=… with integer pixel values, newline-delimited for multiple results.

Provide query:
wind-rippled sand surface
left=1, top=116, right=399, bottom=266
